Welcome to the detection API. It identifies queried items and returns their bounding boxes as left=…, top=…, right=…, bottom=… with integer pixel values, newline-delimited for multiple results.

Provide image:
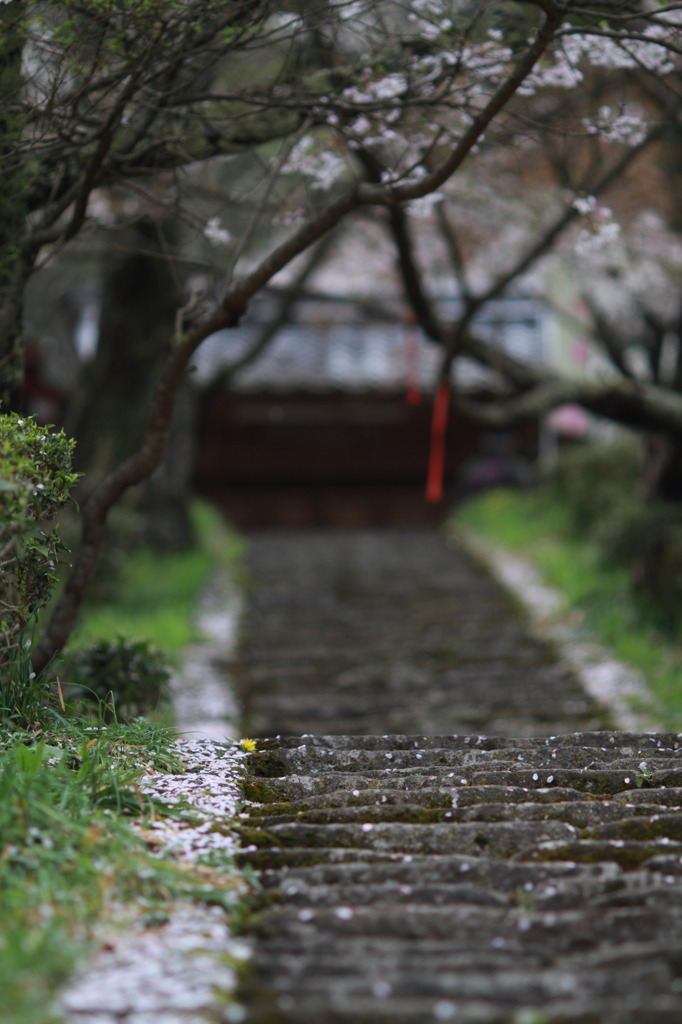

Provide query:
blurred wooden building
left=192, top=293, right=543, bottom=527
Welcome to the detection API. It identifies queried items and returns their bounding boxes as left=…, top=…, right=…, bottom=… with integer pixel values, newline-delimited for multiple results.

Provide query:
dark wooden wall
left=193, top=390, right=538, bottom=527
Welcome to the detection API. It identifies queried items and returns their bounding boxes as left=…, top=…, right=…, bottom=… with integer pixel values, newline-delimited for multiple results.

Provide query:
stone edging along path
left=60, top=738, right=252, bottom=1024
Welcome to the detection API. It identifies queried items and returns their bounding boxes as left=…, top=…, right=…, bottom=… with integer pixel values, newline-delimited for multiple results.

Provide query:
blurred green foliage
left=66, top=636, right=171, bottom=720
left=0, top=411, right=79, bottom=672
left=69, top=500, right=244, bottom=655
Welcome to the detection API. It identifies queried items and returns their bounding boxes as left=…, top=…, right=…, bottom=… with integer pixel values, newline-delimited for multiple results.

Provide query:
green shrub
left=543, top=439, right=682, bottom=631
left=544, top=437, right=643, bottom=537
left=66, top=636, right=171, bottom=720
left=0, top=411, right=78, bottom=671
left=621, top=505, right=682, bottom=631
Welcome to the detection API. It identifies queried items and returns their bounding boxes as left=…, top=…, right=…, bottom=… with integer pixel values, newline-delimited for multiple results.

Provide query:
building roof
left=192, top=294, right=545, bottom=394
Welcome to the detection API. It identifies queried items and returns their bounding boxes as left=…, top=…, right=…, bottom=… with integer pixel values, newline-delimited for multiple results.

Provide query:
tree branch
left=455, top=374, right=682, bottom=435
left=437, top=118, right=668, bottom=381
left=205, top=232, right=339, bottom=396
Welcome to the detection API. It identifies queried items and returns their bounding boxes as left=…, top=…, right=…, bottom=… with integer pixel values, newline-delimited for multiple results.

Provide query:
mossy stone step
left=258, top=872, right=680, bottom=909
left=523, top=838, right=682, bottom=870
left=255, top=853, right=620, bottom=891
left=247, top=744, right=682, bottom=775
left=249, top=901, right=682, bottom=948
left=247, top=747, right=642, bottom=774
left=256, top=733, right=682, bottom=752
left=243, top=767, right=682, bottom=802
left=237, top=732, right=682, bottom=1022
left=244, top=784, right=593, bottom=815
left=250, top=800, right=673, bottom=830
left=240, top=819, right=578, bottom=857
left=235, top=998, right=682, bottom=1024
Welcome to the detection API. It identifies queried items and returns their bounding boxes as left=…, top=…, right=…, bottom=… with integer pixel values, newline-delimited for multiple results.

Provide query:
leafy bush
left=0, top=411, right=78, bottom=671
left=67, top=636, right=171, bottom=720
left=543, top=439, right=682, bottom=630
left=618, top=504, right=682, bottom=629
left=545, top=437, right=643, bottom=538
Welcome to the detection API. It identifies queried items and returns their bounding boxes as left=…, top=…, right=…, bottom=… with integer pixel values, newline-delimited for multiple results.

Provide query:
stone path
left=232, top=529, right=610, bottom=738
left=231, top=529, right=682, bottom=1023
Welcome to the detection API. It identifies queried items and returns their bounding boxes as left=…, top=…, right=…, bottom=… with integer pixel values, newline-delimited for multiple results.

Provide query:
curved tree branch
left=455, top=373, right=682, bottom=435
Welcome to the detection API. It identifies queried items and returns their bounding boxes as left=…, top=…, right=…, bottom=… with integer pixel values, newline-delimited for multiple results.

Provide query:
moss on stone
left=235, top=826, right=280, bottom=848
left=246, top=752, right=290, bottom=778
left=241, top=779, right=282, bottom=803
left=247, top=801, right=297, bottom=818
left=531, top=841, right=662, bottom=871
left=236, top=848, right=331, bottom=870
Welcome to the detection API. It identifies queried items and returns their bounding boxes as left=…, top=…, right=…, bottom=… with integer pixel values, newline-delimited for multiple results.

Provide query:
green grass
left=455, top=487, right=682, bottom=729
left=0, top=711, right=229, bottom=1024
left=69, top=500, right=244, bottom=656
left=0, top=499, right=248, bottom=1024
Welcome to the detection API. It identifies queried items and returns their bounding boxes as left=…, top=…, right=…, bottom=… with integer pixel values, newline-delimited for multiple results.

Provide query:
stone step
left=244, top=784, right=594, bottom=812
left=239, top=818, right=578, bottom=857
left=246, top=743, right=682, bottom=775
left=234, top=533, right=682, bottom=1021
left=258, top=870, right=682, bottom=909
left=243, top=767, right=682, bottom=802
left=249, top=800, right=672, bottom=829
left=249, top=901, right=682, bottom=946
left=255, top=853, right=621, bottom=890
left=254, top=733, right=682, bottom=752
left=246, top=948, right=681, bottom=999
left=524, top=838, right=682, bottom=870
left=246, top=933, right=682, bottom=971
left=237, top=993, right=682, bottom=1024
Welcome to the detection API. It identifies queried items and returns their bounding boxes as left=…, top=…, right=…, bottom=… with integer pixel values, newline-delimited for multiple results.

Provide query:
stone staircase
left=232, top=530, right=610, bottom=739
left=236, top=732, right=682, bottom=1023
left=229, top=530, right=682, bottom=1022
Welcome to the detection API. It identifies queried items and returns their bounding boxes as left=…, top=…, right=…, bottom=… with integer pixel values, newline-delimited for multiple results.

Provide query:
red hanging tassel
left=426, top=380, right=451, bottom=504
left=403, top=311, right=422, bottom=406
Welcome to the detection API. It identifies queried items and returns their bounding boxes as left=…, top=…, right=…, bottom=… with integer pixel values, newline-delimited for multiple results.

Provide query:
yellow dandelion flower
left=240, top=738, right=257, bottom=752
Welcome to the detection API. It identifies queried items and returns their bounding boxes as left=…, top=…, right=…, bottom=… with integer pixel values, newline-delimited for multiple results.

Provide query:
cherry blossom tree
left=11, top=0, right=682, bottom=670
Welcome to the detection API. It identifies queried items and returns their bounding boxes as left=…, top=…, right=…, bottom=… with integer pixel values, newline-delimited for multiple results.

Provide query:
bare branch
left=436, top=119, right=668, bottom=381
left=206, top=232, right=339, bottom=395
left=456, top=374, right=682, bottom=435
left=435, top=203, right=470, bottom=303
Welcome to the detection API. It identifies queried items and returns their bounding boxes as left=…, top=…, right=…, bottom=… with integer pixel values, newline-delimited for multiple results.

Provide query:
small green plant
left=635, top=761, right=652, bottom=788
left=66, top=636, right=171, bottom=720
left=0, top=410, right=79, bottom=671
left=0, top=637, right=61, bottom=733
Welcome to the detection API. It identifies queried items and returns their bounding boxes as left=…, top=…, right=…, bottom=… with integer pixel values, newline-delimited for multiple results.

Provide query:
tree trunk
left=70, top=220, right=182, bottom=484
left=0, top=2, right=29, bottom=412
